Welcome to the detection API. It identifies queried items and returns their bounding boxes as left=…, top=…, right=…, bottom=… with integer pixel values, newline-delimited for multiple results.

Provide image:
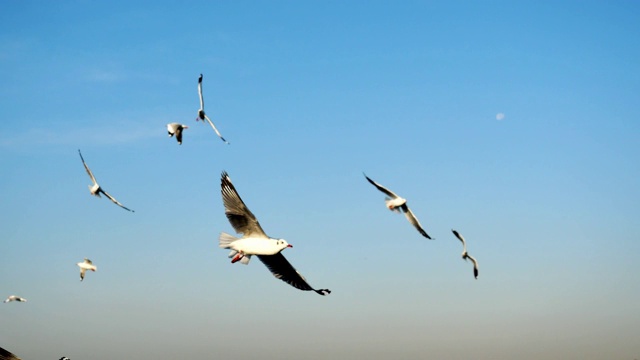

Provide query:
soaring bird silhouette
left=364, top=174, right=433, bottom=239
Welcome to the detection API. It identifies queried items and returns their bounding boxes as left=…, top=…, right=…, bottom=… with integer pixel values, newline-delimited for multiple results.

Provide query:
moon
left=496, top=113, right=505, bottom=120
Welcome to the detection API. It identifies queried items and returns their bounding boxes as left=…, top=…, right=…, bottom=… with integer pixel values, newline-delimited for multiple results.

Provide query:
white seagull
left=78, top=150, right=134, bottom=212
left=0, top=346, right=21, bottom=360
left=452, top=229, right=479, bottom=279
left=3, top=295, right=27, bottom=303
left=218, top=171, right=330, bottom=295
left=364, top=174, right=433, bottom=239
left=167, top=123, right=188, bottom=145
left=197, top=74, right=229, bottom=144
left=77, top=258, right=97, bottom=281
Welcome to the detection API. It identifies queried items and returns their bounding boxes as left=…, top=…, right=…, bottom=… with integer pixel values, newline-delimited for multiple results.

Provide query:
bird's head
left=275, top=239, right=293, bottom=251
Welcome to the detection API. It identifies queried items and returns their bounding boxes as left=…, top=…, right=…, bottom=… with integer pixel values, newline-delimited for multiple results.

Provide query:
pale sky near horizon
left=1, top=1, right=639, bottom=359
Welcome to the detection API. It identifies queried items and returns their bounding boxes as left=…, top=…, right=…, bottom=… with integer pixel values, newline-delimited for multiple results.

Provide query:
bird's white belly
left=231, top=237, right=282, bottom=256
left=89, top=183, right=100, bottom=195
left=386, top=197, right=406, bottom=208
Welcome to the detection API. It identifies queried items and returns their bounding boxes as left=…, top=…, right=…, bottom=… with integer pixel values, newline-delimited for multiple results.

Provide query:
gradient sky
left=1, top=1, right=639, bottom=359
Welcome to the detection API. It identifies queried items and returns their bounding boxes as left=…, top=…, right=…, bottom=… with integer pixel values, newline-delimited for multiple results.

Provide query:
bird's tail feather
left=219, top=232, right=239, bottom=248
left=240, top=255, right=251, bottom=265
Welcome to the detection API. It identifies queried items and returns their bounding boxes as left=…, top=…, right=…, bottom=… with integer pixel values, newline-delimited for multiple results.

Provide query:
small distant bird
left=219, top=171, right=330, bottom=295
left=77, top=258, right=97, bottom=281
left=3, top=295, right=27, bottom=303
left=167, top=123, right=188, bottom=144
left=197, top=74, right=229, bottom=144
left=452, top=229, right=479, bottom=279
left=59, top=357, right=71, bottom=360
left=0, top=346, right=21, bottom=360
left=78, top=150, right=134, bottom=212
left=364, top=174, right=433, bottom=239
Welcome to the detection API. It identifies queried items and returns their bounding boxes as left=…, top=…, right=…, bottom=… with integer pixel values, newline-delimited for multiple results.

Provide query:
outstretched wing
left=175, top=126, right=184, bottom=144
left=401, top=204, right=432, bottom=239
left=78, top=149, right=98, bottom=185
left=98, top=189, right=134, bottom=212
left=0, top=346, right=22, bottom=360
left=363, top=174, right=399, bottom=199
left=204, top=114, right=229, bottom=144
left=257, top=253, right=331, bottom=296
left=466, top=254, right=479, bottom=279
left=198, top=74, right=205, bottom=110
left=220, top=171, right=266, bottom=238
left=452, top=229, right=466, bottom=250
left=451, top=229, right=465, bottom=244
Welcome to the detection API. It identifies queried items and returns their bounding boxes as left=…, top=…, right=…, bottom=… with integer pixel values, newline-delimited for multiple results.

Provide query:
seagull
left=197, top=74, right=229, bottom=144
left=0, top=346, right=21, bottom=360
left=3, top=295, right=27, bottom=303
left=167, top=123, right=188, bottom=144
left=218, top=171, right=330, bottom=295
left=364, top=174, right=433, bottom=239
left=78, top=149, right=134, bottom=212
left=452, top=229, right=479, bottom=279
left=77, top=258, right=97, bottom=281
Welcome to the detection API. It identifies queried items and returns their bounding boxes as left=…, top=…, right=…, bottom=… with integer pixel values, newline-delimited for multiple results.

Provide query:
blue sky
left=1, top=1, right=639, bottom=359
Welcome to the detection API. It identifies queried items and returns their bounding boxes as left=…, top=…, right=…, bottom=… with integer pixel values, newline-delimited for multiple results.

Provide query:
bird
left=3, top=295, right=27, bottom=303
left=364, top=173, right=433, bottom=239
left=59, top=357, right=71, bottom=360
left=452, top=229, right=479, bottom=279
left=167, top=123, right=188, bottom=144
left=78, top=149, right=134, bottom=212
left=0, top=346, right=21, bottom=360
left=218, top=171, right=330, bottom=295
left=197, top=74, right=229, bottom=144
left=77, top=258, right=97, bottom=281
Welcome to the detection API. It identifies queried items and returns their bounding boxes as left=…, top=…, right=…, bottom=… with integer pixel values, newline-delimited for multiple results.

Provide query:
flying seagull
left=218, top=171, right=330, bottom=295
left=0, top=346, right=21, bottom=360
left=78, top=150, right=134, bottom=212
left=364, top=174, right=433, bottom=239
left=197, top=74, right=229, bottom=144
left=77, top=258, right=97, bottom=281
left=3, top=295, right=27, bottom=303
left=452, top=229, right=479, bottom=279
left=167, top=123, right=188, bottom=145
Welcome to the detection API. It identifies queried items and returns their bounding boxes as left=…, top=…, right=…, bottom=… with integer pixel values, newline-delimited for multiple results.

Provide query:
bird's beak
left=287, top=244, right=293, bottom=248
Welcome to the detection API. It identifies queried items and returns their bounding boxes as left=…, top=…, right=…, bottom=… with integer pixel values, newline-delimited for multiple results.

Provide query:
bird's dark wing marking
left=257, top=253, right=330, bottom=296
